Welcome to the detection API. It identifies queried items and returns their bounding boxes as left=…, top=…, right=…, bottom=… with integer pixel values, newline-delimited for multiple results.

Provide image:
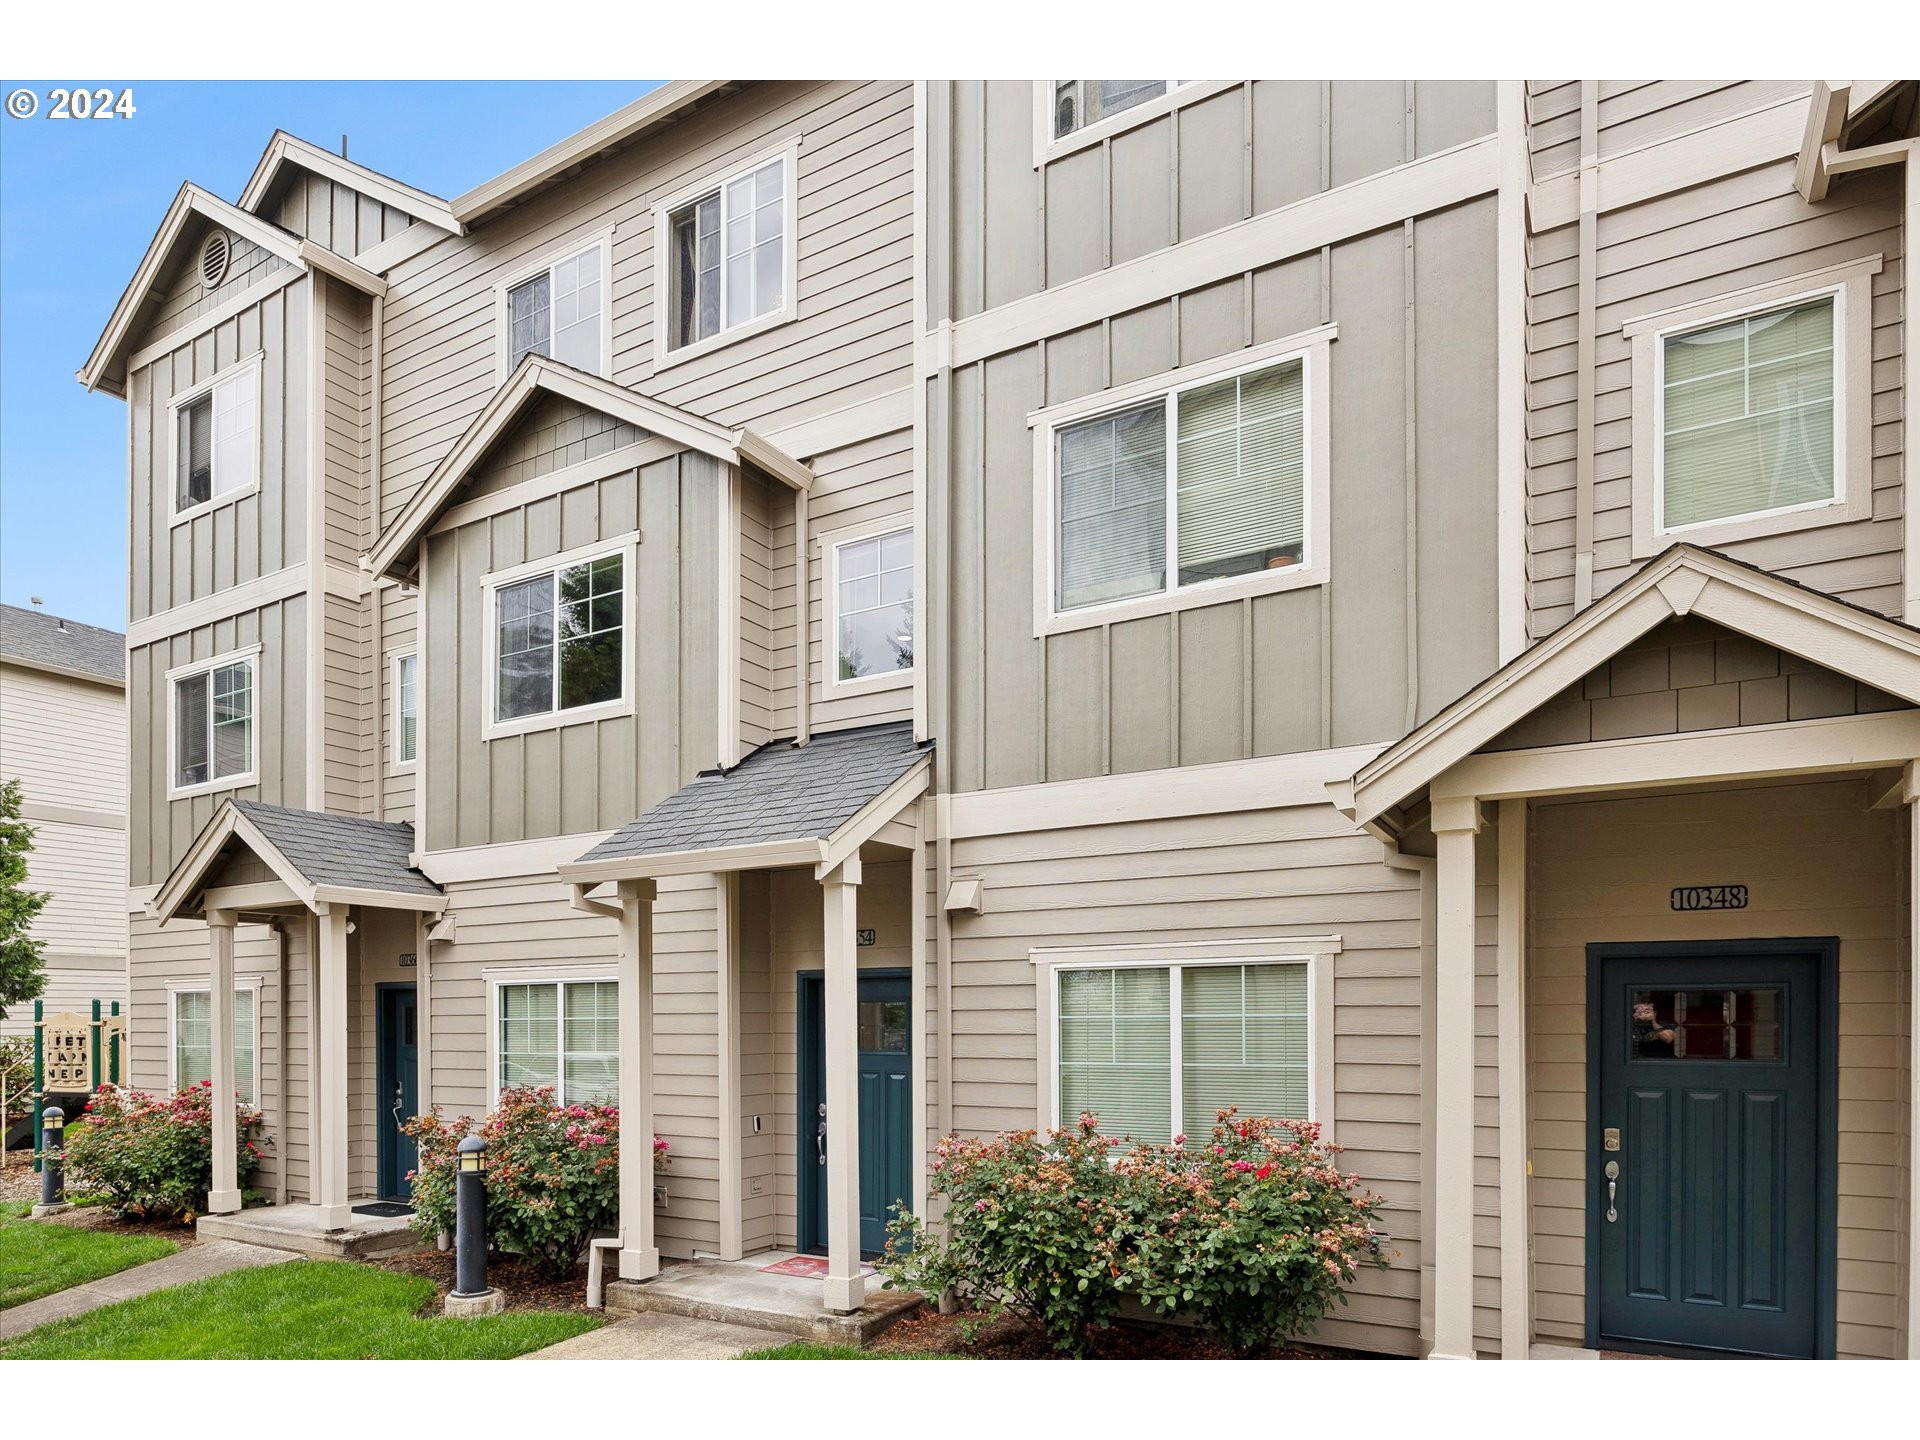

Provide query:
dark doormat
left=352, top=1201, right=414, bottom=1219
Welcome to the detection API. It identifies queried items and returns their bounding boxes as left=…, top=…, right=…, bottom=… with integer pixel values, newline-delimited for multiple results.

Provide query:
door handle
left=816, top=1119, right=827, bottom=1166
left=391, top=1080, right=405, bottom=1130
left=1604, top=1159, right=1619, bottom=1223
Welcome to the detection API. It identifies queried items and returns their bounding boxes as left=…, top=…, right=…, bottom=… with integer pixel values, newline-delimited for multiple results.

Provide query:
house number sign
left=1670, top=884, right=1749, bottom=912
left=856, top=929, right=877, bottom=947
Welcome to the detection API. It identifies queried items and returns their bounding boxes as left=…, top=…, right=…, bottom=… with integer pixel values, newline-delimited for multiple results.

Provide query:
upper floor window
left=829, top=525, right=915, bottom=690
left=172, top=360, right=259, bottom=520
left=1624, top=257, right=1877, bottom=558
left=502, top=239, right=607, bottom=376
left=485, top=543, right=631, bottom=735
left=170, top=647, right=257, bottom=796
left=659, top=151, right=793, bottom=361
left=392, top=651, right=419, bottom=769
left=1052, top=81, right=1181, bottom=139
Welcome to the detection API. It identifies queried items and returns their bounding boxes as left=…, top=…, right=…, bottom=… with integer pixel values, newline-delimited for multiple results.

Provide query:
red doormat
left=757, top=1255, right=876, bottom=1278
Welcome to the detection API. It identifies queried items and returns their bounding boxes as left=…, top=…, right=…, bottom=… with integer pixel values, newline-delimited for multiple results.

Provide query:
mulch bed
left=870, top=1308, right=1354, bottom=1360
left=42, top=1206, right=201, bottom=1247
left=378, top=1247, right=594, bottom=1317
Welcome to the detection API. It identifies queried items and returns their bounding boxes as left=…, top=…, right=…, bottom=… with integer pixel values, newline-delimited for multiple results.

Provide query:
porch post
left=316, top=903, right=351, bottom=1231
left=206, top=909, right=242, bottom=1214
left=821, top=856, right=865, bottom=1313
left=1908, top=764, right=1920, bottom=1358
left=1495, top=799, right=1531, bottom=1358
left=1431, top=794, right=1484, bottom=1360
left=618, top=879, right=660, bottom=1281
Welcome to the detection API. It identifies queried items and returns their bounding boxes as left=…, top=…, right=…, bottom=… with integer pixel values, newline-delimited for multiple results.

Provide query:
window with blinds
left=1660, top=297, right=1837, bottom=531
left=498, top=979, right=618, bottom=1105
left=173, top=988, right=256, bottom=1103
left=1053, top=355, right=1308, bottom=615
left=1055, top=960, right=1310, bottom=1142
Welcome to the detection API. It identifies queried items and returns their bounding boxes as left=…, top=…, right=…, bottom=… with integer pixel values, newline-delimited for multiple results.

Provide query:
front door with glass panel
left=799, top=970, right=912, bottom=1257
left=1591, top=944, right=1830, bottom=1357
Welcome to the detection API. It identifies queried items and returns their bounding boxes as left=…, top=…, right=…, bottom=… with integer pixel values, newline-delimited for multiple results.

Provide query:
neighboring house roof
left=0, top=603, right=125, bottom=685
left=561, top=722, right=932, bottom=882
left=151, top=798, right=445, bottom=922
left=451, top=81, right=732, bottom=226
left=364, top=354, right=814, bottom=581
left=78, top=184, right=386, bottom=397
left=1336, top=543, right=1920, bottom=830
left=237, top=130, right=463, bottom=235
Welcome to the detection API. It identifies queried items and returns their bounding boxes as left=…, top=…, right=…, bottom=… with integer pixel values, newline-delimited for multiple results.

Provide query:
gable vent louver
left=199, top=229, right=232, bottom=290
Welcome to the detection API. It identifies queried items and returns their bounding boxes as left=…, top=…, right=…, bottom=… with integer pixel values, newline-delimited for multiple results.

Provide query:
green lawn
left=0, top=1202, right=178, bottom=1311
left=0, top=1258, right=600, bottom=1359
left=738, top=1341, right=958, bottom=1359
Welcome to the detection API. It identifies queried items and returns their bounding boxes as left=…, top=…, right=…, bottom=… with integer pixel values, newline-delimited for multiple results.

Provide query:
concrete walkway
left=0, top=1239, right=292, bottom=1342
left=518, top=1311, right=788, bottom=1360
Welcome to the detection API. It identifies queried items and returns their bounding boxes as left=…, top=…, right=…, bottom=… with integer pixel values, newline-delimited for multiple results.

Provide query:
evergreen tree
left=0, top=778, right=49, bottom=1022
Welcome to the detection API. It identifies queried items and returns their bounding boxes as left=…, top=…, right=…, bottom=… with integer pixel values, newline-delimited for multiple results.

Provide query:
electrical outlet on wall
left=653, top=1184, right=668, bottom=1207
left=748, top=1177, right=766, bottom=1197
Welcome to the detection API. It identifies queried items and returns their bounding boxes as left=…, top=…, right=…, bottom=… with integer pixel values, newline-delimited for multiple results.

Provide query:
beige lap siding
left=946, top=802, right=1427, bottom=1357
left=1525, top=777, right=1909, bottom=1359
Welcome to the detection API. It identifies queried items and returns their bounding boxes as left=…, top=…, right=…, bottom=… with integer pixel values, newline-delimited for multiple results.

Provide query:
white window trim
left=480, top=533, right=639, bottom=742
left=388, top=648, right=418, bottom=775
left=818, top=514, right=917, bottom=699
left=165, top=643, right=262, bottom=800
left=1031, top=81, right=1238, bottom=168
left=166, top=977, right=263, bottom=1102
left=168, top=353, right=264, bottom=527
left=493, top=228, right=616, bottom=382
left=1030, top=936, right=1338, bottom=1147
left=1029, top=324, right=1335, bottom=639
left=485, top=970, right=619, bottom=1107
left=648, top=138, right=801, bottom=373
left=1624, top=254, right=1881, bottom=558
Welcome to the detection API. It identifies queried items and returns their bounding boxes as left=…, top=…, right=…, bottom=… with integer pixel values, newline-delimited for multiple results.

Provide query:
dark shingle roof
left=576, top=722, right=929, bottom=865
left=231, top=800, right=441, bottom=898
left=0, top=604, right=125, bottom=683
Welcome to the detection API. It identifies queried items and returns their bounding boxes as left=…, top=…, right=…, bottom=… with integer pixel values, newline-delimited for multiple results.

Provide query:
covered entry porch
left=1341, top=545, right=1920, bottom=1360
left=558, top=722, right=932, bottom=1317
left=148, top=799, right=446, bottom=1236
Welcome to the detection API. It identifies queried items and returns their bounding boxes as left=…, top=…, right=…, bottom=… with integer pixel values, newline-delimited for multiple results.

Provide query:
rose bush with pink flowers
left=880, top=1108, right=1388, bottom=1356
left=64, top=1081, right=264, bottom=1221
left=402, top=1086, right=668, bottom=1278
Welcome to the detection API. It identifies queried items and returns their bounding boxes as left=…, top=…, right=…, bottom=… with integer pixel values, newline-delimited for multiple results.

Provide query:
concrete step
left=195, top=1207, right=420, bottom=1259
left=605, top=1263, right=923, bottom=1347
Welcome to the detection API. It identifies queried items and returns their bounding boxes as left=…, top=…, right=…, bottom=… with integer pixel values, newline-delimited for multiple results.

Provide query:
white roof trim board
left=1339, top=544, right=1920, bottom=828
left=364, top=354, right=813, bottom=580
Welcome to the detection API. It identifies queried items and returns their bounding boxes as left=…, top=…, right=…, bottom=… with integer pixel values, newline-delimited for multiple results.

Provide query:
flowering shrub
left=402, top=1086, right=669, bottom=1279
left=64, top=1081, right=263, bottom=1221
left=880, top=1109, right=1388, bottom=1356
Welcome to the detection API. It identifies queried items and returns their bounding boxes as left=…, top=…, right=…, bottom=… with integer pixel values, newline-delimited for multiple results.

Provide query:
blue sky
left=0, top=80, right=660, bottom=632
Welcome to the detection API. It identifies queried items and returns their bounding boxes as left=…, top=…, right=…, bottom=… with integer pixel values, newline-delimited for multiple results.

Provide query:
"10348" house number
left=1670, top=884, right=1749, bottom=912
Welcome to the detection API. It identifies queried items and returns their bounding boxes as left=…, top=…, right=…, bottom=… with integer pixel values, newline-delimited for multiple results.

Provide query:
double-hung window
left=496, top=979, right=618, bottom=1105
left=173, top=362, right=258, bottom=517
left=1050, top=347, right=1314, bottom=620
left=504, top=240, right=606, bottom=375
left=1051, top=81, right=1182, bottom=139
left=171, top=649, right=257, bottom=794
left=172, top=987, right=257, bottom=1102
left=1055, top=960, right=1311, bottom=1144
left=663, top=153, right=790, bottom=355
left=392, top=651, right=418, bottom=768
left=831, top=525, right=915, bottom=687
left=490, top=546, right=628, bottom=729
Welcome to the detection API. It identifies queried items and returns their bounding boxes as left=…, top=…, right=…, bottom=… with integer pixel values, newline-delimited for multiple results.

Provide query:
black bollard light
left=452, top=1134, right=489, bottom=1298
left=38, top=1106, right=65, bottom=1209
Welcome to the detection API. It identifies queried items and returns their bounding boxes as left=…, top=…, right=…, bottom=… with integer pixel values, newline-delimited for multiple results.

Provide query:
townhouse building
left=77, top=78, right=1916, bottom=1359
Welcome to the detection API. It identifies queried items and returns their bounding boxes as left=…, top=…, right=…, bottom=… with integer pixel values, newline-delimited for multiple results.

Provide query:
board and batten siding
left=1523, top=81, right=1906, bottom=635
left=419, top=413, right=722, bottom=852
left=377, top=585, right=419, bottom=824
left=933, top=199, right=1501, bottom=794
left=1525, top=778, right=1909, bottom=1360
left=268, top=170, right=415, bottom=261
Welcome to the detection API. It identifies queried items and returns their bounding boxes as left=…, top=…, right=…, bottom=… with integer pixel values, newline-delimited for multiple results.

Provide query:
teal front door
left=1590, top=942, right=1834, bottom=1357
left=376, top=984, right=418, bottom=1202
left=799, top=970, right=912, bottom=1257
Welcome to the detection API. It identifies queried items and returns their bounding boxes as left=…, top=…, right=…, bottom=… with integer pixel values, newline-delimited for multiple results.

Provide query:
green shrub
left=880, top=1109, right=1388, bottom=1357
left=402, top=1086, right=667, bottom=1279
left=64, top=1082, right=263, bottom=1221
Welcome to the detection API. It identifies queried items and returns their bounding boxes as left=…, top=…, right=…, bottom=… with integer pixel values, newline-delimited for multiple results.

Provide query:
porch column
left=1431, top=795, right=1483, bottom=1360
left=821, top=856, right=864, bottom=1313
left=316, top=903, right=351, bottom=1231
left=1908, top=764, right=1920, bottom=1359
left=1495, top=798, right=1531, bottom=1359
left=205, top=909, right=242, bottom=1214
left=618, top=879, right=660, bottom=1281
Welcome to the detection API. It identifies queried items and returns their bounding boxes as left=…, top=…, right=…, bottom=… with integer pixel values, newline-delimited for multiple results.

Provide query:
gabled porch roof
left=558, top=721, right=931, bottom=889
left=151, top=798, right=445, bottom=923
left=1338, top=544, right=1920, bottom=829
left=363, top=354, right=814, bottom=581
